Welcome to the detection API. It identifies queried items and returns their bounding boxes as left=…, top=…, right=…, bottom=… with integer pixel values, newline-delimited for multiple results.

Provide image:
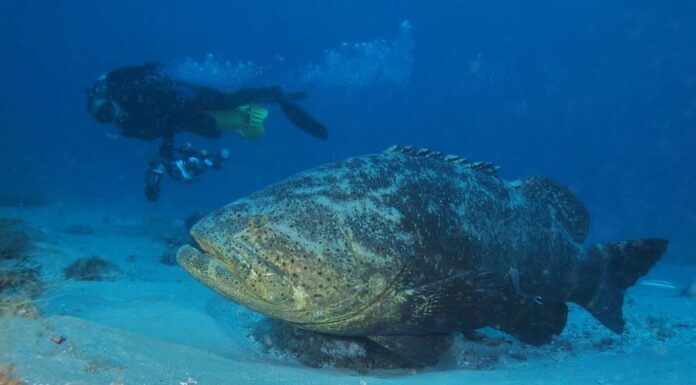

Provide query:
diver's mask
left=87, top=97, right=120, bottom=124
left=86, top=74, right=124, bottom=124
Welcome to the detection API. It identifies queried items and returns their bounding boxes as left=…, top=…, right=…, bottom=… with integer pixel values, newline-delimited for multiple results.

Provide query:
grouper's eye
left=246, top=215, right=267, bottom=228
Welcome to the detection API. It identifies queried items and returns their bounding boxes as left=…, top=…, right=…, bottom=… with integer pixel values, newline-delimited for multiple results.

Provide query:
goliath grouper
left=177, top=146, right=667, bottom=365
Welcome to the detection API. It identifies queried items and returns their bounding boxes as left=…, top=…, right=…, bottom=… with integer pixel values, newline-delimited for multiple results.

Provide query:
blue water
left=3, top=1, right=695, bottom=263
left=0, top=0, right=696, bottom=384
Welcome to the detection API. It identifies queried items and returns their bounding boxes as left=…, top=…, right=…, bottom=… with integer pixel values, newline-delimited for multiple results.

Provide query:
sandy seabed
left=1, top=203, right=694, bottom=385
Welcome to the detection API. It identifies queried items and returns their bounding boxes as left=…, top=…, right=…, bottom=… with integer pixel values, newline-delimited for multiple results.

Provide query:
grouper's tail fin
left=573, top=239, right=668, bottom=333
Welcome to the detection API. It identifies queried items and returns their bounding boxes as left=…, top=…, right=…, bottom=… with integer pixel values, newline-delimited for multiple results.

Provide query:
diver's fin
left=573, top=239, right=667, bottom=333
left=277, top=99, right=328, bottom=140
left=367, top=334, right=452, bottom=367
left=207, top=105, right=268, bottom=140
left=492, top=302, right=568, bottom=346
left=520, top=176, right=589, bottom=242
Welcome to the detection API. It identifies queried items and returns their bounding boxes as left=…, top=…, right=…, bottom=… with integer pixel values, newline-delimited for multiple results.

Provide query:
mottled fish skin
left=178, top=148, right=593, bottom=337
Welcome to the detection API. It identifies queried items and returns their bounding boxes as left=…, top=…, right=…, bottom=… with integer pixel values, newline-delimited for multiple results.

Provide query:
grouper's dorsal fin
left=520, top=176, right=589, bottom=242
left=384, top=145, right=501, bottom=175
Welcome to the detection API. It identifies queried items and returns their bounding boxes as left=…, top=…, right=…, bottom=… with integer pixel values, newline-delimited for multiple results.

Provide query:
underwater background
left=1, top=1, right=695, bottom=384
left=1, top=0, right=694, bottom=261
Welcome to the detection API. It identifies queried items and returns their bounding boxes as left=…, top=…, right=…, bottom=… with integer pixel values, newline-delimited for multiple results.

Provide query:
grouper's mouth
left=176, top=243, right=255, bottom=299
left=176, top=240, right=293, bottom=308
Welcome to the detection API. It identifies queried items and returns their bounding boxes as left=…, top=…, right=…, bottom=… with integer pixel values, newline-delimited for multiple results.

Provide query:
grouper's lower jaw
left=176, top=244, right=213, bottom=274
left=176, top=244, right=259, bottom=306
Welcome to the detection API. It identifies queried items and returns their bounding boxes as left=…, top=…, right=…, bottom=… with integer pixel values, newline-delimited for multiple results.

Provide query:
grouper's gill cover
left=178, top=158, right=411, bottom=325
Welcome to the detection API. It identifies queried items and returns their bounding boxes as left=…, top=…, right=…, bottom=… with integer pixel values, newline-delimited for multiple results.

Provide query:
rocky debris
left=252, top=319, right=415, bottom=373
left=63, top=257, right=115, bottom=281
left=0, top=218, right=30, bottom=261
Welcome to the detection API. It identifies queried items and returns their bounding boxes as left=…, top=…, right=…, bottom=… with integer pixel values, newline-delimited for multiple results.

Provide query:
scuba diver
left=86, top=63, right=328, bottom=201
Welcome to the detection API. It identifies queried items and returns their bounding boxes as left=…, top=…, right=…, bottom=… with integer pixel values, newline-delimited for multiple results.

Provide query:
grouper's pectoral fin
left=400, top=270, right=506, bottom=326
left=363, top=271, right=504, bottom=366
left=492, top=301, right=568, bottom=346
left=367, top=334, right=452, bottom=367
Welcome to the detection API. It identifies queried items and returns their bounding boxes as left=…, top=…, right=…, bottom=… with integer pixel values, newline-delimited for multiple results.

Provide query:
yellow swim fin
left=207, top=105, right=268, bottom=140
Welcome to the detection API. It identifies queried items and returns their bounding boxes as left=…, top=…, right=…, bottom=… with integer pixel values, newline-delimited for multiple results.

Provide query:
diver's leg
left=193, top=86, right=283, bottom=110
left=231, top=86, right=284, bottom=104
left=228, top=87, right=329, bottom=139
left=195, top=85, right=328, bottom=140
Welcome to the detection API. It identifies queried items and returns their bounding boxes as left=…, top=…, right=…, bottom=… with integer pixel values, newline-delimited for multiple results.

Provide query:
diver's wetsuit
left=88, top=63, right=328, bottom=141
